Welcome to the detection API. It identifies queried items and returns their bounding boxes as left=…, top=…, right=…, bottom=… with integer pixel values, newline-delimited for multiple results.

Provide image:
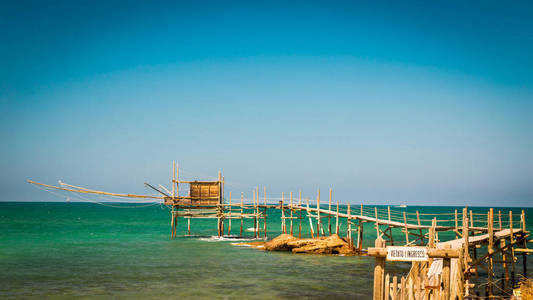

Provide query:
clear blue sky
left=1, top=1, right=532, bottom=206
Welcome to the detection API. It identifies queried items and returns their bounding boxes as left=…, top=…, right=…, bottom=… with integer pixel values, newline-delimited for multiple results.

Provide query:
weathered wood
left=488, top=208, right=494, bottom=297
left=403, top=212, right=409, bottom=245
left=316, top=189, right=321, bottom=237
left=290, top=191, right=294, bottom=236
left=348, top=202, right=352, bottom=248
left=281, top=192, right=285, bottom=234
left=392, top=276, right=398, bottom=300
left=385, top=273, right=390, bottom=300
left=374, top=238, right=386, bottom=300
left=227, top=192, right=232, bottom=235
left=328, top=188, right=332, bottom=235
left=442, top=246, right=451, bottom=300
left=335, top=194, right=339, bottom=235
left=306, top=198, right=314, bottom=238
left=240, top=192, right=244, bottom=236
left=298, top=190, right=302, bottom=238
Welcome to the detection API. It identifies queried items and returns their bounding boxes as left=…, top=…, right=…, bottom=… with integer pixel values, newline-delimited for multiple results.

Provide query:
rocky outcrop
left=263, top=234, right=300, bottom=251
left=263, top=234, right=356, bottom=255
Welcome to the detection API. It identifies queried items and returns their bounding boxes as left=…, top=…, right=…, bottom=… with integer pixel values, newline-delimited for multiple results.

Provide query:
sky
left=1, top=0, right=532, bottom=206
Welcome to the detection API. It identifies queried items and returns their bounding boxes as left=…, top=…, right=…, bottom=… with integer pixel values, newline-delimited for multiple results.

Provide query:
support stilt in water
left=328, top=188, right=332, bottom=235
left=281, top=192, right=285, bottom=234
left=298, top=190, right=302, bottom=238
left=290, top=191, right=293, bottom=236
left=240, top=192, right=244, bottom=237
left=347, top=202, right=352, bottom=249
left=227, top=192, right=232, bottom=235
left=264, top=187, right=267, bottom=239
left=335, top=193, right=339, bottom=235
left=306, top=198, right=314, bottom=238
left=316, top=189, right=321, bottom=237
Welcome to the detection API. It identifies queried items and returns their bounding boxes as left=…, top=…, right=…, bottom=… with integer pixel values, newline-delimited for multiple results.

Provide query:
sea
left=1, top=202, right=531, bottom=299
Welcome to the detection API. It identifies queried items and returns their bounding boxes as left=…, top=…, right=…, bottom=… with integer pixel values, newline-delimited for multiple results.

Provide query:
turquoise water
left=0, top=202, right=531, bottom=299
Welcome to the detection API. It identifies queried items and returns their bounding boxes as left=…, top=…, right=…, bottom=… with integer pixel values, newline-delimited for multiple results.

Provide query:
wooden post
left=509, top=210, right=516, bottom=287
left=172, top=161, right=175, bottom=198
left=470, top=210, right=474, bottom=229
left=458, top=246, right=465, bottom=300
left=347, top=202, right=352, bottom=248
left=358, top=219, right=364, bottom=252
left=256, top=186, right=259, bottom=237
left=240, top=192, right=244, bottom=237
left=403, top=212, right=409, bottom=245
left=228, top=192, right=232, bottom=235
left=175, top=163, right=179, bottom=201
left=400, top=276, right=406, bottom=300
left=454, top=209, right=459, bottom=239
left=442, top=245, right=451, bottom=300
left=392, top=275, right=398, bottom=300
left=328, top=188, right=332, bottom=235
left=263, top=187, right=267, bottom=239
left=316, top=189, right=321, bottom=237
left=217, top=216, right=221, bottom=237
left=373, top=238, right=386, bottom=300
left=375, top=207, right=380, bottom=237
left=429, top=218, right=436, bottom=267
left=298, top=190, right=302, bottom=238
left=171, top=209, right=176, bottom=239
left=498, top=210, right=502, bottom=231
left=463, top=210, right=470, bottom=297
left=290, top=191, right=293, bottom=235
left=501, top=238, right=509, bottom=287
left=335, top=194, right=339, bottom=235
left=385, top=273, right=390, bottom=300
left=281, top=192, right=285, bottom=234
left=187, top=214, right=191, bottom=235
left=253, top=189, right=257, bottom=238
left=488, top=208, right=494, bottom=297
left=416, top=210, right=423, bottom=244
left=522, top=210, right=527, bottom=278
left=306, top=197, right=314, bottom=238
left=257, top=187, right=261, bottom=237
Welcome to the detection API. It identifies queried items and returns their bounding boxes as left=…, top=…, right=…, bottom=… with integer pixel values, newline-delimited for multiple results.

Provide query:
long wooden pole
left=281, top=192, right=285, bottom=234
left=240, top=192, right=244, bottom=237
left=256, top=186, right=259, bottom=237
left=263, top=187, right=267, bottom=239
left=510, top=210, right=516, bottom=287
left=373, top=237, right=386, bottom=300
left=228, top=191, right=232, bottom=235
left=298, top=190, right=302, bottom=238
left=328, top=188, right=332, bottom=235
left=290, top=191, right=293, bottom=235
left=172, top=161, right=175, bottom=198
left=306, top=197, right=314, bottom=238
left=316, top=189, right=321, bottom=237
left=335, top=192, right=339, bottom=235
left=488, top=208, right=494, bottom=297
left=347, top=202, right=352, bottom=248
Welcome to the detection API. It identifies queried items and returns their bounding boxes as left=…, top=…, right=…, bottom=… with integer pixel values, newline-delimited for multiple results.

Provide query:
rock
left=263, top=234, right=300, bottom=251
left=263, top=233, right=357, bottom=255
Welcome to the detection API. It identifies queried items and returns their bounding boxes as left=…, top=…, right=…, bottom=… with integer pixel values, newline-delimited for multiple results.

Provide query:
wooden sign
left=386, top=246, right=428, bottom=262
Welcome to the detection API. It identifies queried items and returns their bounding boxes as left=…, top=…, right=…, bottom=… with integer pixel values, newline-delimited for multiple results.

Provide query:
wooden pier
left=27, top=163, right=531, bottom=299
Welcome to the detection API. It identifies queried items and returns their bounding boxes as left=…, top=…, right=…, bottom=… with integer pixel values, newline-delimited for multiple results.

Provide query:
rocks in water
left=263, top=234, right=300, bottom=251
left=263, top=233, right=356, bottom=255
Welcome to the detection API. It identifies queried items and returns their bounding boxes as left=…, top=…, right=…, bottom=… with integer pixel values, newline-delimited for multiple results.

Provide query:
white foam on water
left=231, top=243, right=251, bottom=247
left=198, top=236, right=264, bottom=242
left=246, top=227, right=256, bottom=232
